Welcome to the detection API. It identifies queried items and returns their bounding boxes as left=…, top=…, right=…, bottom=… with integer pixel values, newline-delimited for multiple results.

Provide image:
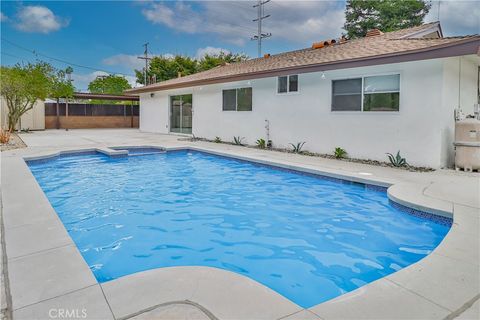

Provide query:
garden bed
left=1, top=133, right=27, bottom=152
left=179, top=136, right=434, bottom=172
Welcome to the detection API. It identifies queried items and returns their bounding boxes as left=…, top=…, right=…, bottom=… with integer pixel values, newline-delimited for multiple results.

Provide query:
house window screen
left=237, top=88, right=252, bottom=111
left=222, top=88, right=252, bottom=111
left=222, top=89, right=237, bottom=111
left=278, top=75, right=298, bottom=93
left=278, top=76, right=288, bottom=93
left=331, top=78, right=362, bottom=111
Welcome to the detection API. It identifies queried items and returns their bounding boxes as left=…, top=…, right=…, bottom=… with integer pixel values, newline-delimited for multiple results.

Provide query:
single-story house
left=127, top=22, right=480, bottom=168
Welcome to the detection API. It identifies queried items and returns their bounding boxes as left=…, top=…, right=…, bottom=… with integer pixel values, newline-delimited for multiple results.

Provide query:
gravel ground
left=0, top=133, right=27, bottom=152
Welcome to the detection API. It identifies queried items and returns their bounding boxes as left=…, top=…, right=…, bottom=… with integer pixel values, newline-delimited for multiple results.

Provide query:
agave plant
left=386, top=151, right=407, bottom=167
left=334, top=147, right=347, bottom=159
left=233, top=136, right=245, bottom=146
left=289, top=142, right=306, bottom=153
left=256, top=138, right=266, bottom=149
left=214, top=136, right=222, bottom=143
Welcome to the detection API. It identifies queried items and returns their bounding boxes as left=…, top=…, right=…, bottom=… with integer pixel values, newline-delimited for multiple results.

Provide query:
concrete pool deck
left=1, top=128, right=478, bottom=320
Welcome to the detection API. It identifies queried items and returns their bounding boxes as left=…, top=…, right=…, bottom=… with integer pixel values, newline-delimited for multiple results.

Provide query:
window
left=278, top=75, right=298, bottom=93
left=223, top=89, right=236, bottom=111
left=331, top=74, right=400, bottom=112
left=363, top=74, right=400, bottom=111
left=222, top=87, right=252, bottom=111
left=332, top=78, right=362, bottom=111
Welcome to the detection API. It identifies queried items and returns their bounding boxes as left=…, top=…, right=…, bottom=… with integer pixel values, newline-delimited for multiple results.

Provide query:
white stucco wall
left=139, top=56, right=479, bottom=168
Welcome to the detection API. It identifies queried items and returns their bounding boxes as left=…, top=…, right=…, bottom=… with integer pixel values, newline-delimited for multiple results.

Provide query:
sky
left=1, top=0, right=478, bottom=91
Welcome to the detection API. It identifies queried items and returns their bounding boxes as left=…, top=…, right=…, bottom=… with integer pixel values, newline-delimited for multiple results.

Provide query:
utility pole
left=251, top=0, right=271, bottom=58
left=437, top=1, right=441, bottom=21
left=137, top=43, right=152, bottom=85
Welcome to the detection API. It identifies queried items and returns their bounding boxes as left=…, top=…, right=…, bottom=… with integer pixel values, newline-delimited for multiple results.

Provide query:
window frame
left=277, top=75, right=299, bottom=95
left=330, top=72, right=401, bottom=113
left=222, top=87, right=253, bottom=111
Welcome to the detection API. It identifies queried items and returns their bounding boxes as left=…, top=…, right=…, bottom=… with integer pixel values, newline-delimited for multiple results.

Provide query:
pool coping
left=2, top=144, right=479, bottom=319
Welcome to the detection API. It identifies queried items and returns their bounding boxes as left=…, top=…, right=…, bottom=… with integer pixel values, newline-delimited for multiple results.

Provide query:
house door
left=170, top=94, right=192, bottom=134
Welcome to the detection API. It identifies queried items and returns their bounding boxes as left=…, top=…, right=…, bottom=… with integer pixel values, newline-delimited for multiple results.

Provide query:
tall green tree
left=135, top=55, right=197, bottom=85
left=51, top=69, right=75, bottom=101
left=51, top=69, right=75, bottom=129
left=135, top=52, right=249, bottom=85
left=0, top=62, right=55, bottom=131
left=88, top=74, right=131, bottom=95
left=197, top=52, right=249, bottom=72
left=88, top=74, right=132, bottom=103
left=344, top=0, right=431, bottom=39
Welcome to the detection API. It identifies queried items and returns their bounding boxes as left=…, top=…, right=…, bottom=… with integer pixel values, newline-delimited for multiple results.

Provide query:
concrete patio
left=1, top=129, right=479, bottom=320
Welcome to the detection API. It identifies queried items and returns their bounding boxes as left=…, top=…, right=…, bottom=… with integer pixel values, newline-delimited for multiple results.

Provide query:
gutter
left=127, top=37, right=480, bottom=94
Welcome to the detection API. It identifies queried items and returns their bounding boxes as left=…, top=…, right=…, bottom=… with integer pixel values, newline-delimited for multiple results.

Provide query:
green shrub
left=233, top=136, right=245, bottom=145
left=289, top=142, right=306, bottom=153
left=334, top=147, right=347, bottom=159
left=256, top=138, right=266, bottom=149
left=386, top=151, right=407, bottom=167
left=214, top=136, right=222, bottom=143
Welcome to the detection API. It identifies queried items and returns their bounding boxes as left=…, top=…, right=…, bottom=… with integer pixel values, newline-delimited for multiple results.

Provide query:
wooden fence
left=45, top=103, right=139, bottom=129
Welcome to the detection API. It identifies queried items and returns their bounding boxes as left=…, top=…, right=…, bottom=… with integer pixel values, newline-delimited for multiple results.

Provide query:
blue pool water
left=27, top=150, right=451, bottom=308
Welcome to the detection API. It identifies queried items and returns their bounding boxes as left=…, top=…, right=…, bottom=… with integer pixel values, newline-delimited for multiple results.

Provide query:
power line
left=0, top=51, right=29, bottom=60
left=0, top=37, right=136, bottom=77
left=251, top=0, right=272, bottom=58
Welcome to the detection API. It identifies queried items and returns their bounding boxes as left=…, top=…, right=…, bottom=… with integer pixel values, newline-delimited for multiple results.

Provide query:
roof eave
left=127, top=37, right=480, bottom=94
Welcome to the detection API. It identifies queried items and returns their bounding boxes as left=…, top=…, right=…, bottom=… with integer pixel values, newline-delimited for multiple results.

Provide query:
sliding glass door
left=170, top=94, right=192, bottom=134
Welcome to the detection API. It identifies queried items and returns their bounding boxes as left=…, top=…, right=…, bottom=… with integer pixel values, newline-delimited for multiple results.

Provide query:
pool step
left=110, top=147, right=166, bottom=156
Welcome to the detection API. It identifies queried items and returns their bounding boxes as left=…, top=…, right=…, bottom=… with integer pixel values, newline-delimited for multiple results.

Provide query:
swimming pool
left=27, top=149, right=451, bottom=308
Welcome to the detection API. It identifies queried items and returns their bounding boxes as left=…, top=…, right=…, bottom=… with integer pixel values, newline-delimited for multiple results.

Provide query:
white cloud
left=102, top=53, right=176, bottom=73
left=0, top=12, right=8, bottom=22
left=71, top=71, right=109, bottom=92
left=426, top=1, right=480, bottom=36
left=140, top=1, right=345, bottom=47
left=195, top=46, right=230, bottom=59
left=14, top=5, right=69, bottom=34
left=142, top=2, right=203, bottom=34
left=103, top=54, right=145, bottom=71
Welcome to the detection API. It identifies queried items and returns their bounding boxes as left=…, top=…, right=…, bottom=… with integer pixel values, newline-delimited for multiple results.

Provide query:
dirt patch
left=0, top=133, right=27, bottom=152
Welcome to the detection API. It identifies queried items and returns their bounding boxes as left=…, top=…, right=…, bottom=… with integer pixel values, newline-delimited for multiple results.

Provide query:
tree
left=197, top=52, right=249, bottom=72
left=135, top=52, right=249, bottom=85
left=135, top=55, right=197, bottom=85
left=88, top=74, right=131, bottom=95
left=344, top=0, right=431, bottom=39
left=0, top=62, right=54, bottom=131
left=51, top=69, right=75, bottom=129
left=88, top=74, right=132, bottom=103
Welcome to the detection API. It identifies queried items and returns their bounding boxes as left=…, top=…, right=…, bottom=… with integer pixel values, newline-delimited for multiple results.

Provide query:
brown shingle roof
left=128, top=23, right=480, bottom=94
